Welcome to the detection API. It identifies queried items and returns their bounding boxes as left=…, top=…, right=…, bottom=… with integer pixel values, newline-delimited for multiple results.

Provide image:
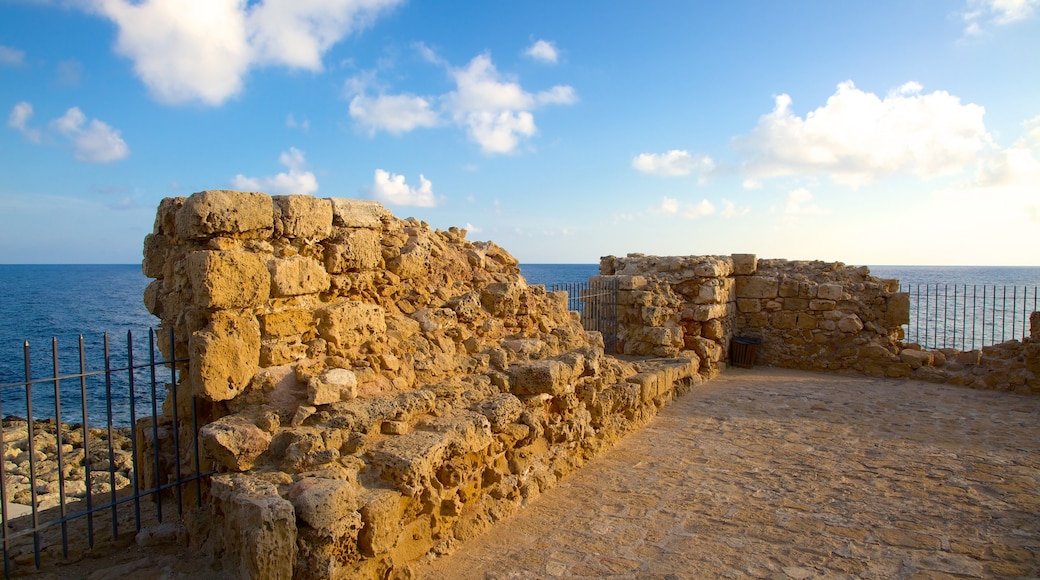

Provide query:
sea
left=1, top=263, right=1039, bottom=426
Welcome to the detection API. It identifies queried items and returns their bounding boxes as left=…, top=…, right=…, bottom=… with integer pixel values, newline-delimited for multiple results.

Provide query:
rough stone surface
left=187, top=250, right=270, bottom=309
left=209, top=474, right=297, bottom=580
left=189, top=310, right=261, bottom=401
left=176, top=190, right=273, bottom=239
left=200, top=415, right=272, bottom=471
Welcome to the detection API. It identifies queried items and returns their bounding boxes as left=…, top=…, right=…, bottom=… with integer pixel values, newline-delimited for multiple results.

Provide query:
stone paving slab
left=417, top=367, right=1040, bottom=579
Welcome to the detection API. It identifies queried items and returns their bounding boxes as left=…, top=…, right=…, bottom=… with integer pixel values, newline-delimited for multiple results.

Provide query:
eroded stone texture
left=176, top=190, right=273, bottom=239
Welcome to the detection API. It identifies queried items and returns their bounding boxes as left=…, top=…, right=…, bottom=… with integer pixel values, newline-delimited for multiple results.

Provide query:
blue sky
left=1, top=0, right=1038, bottom=265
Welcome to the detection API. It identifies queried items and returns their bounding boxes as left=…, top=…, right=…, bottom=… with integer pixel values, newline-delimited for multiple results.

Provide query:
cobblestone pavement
left=418, top=367, right=1040, bottom=579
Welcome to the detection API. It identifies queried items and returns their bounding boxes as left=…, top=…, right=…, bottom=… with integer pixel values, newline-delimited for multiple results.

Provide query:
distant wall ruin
left=142, top=190, right=703, bottom=578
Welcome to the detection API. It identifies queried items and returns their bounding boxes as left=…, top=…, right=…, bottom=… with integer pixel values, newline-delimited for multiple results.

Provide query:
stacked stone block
left=142, top=190, right=703, bottom=578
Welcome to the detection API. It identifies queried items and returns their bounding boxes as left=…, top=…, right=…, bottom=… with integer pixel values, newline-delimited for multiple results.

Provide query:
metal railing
left=903, top=284, right=1039, bottom=351
left=0, top=328, right=210, bottom=577
left=552, top=277, right=620, bottom=354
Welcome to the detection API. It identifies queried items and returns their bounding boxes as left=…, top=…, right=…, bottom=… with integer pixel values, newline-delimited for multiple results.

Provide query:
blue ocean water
left=1, top=263, right=1038, bottom=425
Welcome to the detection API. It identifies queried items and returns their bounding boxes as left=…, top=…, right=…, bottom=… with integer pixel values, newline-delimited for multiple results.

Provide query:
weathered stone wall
left=143, top=191, right=703, bottom=578
left=600, top=253, right=1040, bottom=393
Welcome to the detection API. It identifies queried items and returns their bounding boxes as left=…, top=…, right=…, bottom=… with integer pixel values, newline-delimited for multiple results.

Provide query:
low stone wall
left=600, top=253, right=1040, bottom=393
left=142, top=191, right=704, bottom=578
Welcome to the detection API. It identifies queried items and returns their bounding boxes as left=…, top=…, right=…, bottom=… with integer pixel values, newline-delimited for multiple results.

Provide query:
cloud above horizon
left=370, top=169, right=436, bottom=207
left=633, top=149, right=715, bottom=177
left=0, top=45, right=26, bottom=67
left=962, top=0, right=1039, bottom=34
left=734, top=80, right=994, bottom=187
left=348, top=50, right=577, bottom=154
left=230, top=147, right=318, bottom=195
left=523, top=39, right=559, bottom=64
left=86, top=0, right=402, bottom=106
left=9, top=103, right=128, bottom=162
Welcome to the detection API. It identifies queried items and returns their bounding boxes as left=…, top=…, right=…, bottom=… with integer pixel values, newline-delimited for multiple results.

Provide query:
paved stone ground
left=418, top=367, right=1040, bottom=579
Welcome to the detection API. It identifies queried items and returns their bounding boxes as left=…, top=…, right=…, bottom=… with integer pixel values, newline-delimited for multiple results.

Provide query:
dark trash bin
left=730, top=337, right=761, bottom=369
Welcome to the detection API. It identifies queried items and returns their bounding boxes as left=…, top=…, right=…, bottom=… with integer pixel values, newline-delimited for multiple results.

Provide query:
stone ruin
left=141, top=190, right=1040, bottom=578
left=141, top=190, right=703, bottom=578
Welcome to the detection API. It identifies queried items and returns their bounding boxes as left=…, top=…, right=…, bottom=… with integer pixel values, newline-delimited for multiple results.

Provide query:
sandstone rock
left=268, top=255, right=330, bottom=297
left=411, top=308, right=459, bottom=332
left=329, top=198, right=389, bottom=228
left=318, top=301, right=387, bottom=351
left=736, top=276, right=778, bottom=299
left=273, top=195, right=332, bottom=240
left=187, top=250, right=271, bottom=309
left=200, top=415, right=272, bottom=471
left=359, top=489, right=404, bottom=557
left=261, top=309, right=314, bottom=338
left=308, top=368, right=358, bottom=406
left=190, top=311, right=261, bottom=401
left=288, top=477, right=361, bottom=538
left=176, top=190, right=273, bottom=239
left=470, top=393, right=524, bottom=430
left=818, top=283, right=843, bottom=300
left=900, top=349, right=934, bottom=369
left=325, top=228, right=382, bottom=273
left=837, top=314, right=864, bottom=333
left=481, top=279, right=525, bottom=317
left=732, top=253, right=757, bottom=276
left=508, top=358, right=581, bottom=396
left=887, top=292, right=911, bottom=326
left=210, top=474, right=297, bottom=580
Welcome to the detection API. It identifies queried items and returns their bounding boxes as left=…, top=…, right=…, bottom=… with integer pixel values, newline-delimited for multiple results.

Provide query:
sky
left=1, top=0, right=1039, bottom=266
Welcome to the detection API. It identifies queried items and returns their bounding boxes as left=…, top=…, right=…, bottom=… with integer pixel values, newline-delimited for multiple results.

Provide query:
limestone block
left=210, top=474, right=297, bottom=580
left=261, top=342, right=308, bottom=367
left=779, top=279, right=810, bottom=298
left=784, top=298, right=810, bottom=311
left=200, top=415, right=272, bottom=471
left=1031, top=311, right=1040, bottom=340
left=273, top=195, right=332, bottom=240
left=359, top=489, right=404, bottom=557
left=693, top=258, right=732, bottom=278
left=481, top=279, right=525, bottom=317
left=737, top=298, right=761, bottom=313
left=318, top=301, right=387, bottom=350
left=956, top=350, right=982, bottom=365
left=261, top=309, right=314, bottom=338
left=329, top=198, right=389, bottom=228
left=887, top=292, right=911, bottom=326
left=308, top=368, right=358, bottom=406
left=702, top=319, right=724, bottom=340
left=772, top=311, right=798, bottom=329
left=175, top=190, right=273, bottom=239
left=411, top=308, right=459, bottom=332
left=508, top=357, right=583, bottom=396
left=325, top=228, right=381, bottom=273
left=900, top=349, right=934, bottom=369
left=268, top=255, right=331, bottom=297
left=152, top=196, right=185, bottom=236
left=732, top=253, right=757, bottom=275
left=617, top=275, right=646, bottom=291
left=688, top=336, right=722, bottom=363
left=818, top=284, right=843, bottom=300
left=388, top=242, right=431, bottom=279
left=446, top=291, right=485, bottom=323
left=641, top=305, right=675, bottom=326
left=837, top=314, right=864, bottom=333
left=190, top=311, right=261, bottom=401
left=287, top=477, right=360, bottom=538
left=142, top=234, right=169, bottom=279
left=690, top=303, right=728, bottom=322
left=471, top=393, right=524, bottom=430
left=187, top=250, right=271, bottom=309
left=366, top=411, right=492, bottom=496
left=736, top=276, right=779, bottom=299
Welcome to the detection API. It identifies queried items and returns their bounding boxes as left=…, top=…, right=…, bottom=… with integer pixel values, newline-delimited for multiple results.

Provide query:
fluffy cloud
left=370, top=169, right=436, bottom=207
left=633, top=150, right=715, bottom=177
left=445, top=53, right=577, bottom=154
left=659, top=196, right=716, bottom=219
left=734, top=81, right=993, bottom=187
left=524, top=39, right=558, bottom=64
left=7, top=101, right=41, bottom=143
left=962, top=0, right=1039, bottom=34
left=231, top=147, right=318, bottom=195
left=783, top=188, right=826, bottom=216
left=349, top=93, right=440, bottom=134
left=720, top=200, right=751, bottom=218
left=0, top=45, right=25, bottom=67
left=87, top=0, right=401, bottom=106
left=50, top=107, right=130, bottom=163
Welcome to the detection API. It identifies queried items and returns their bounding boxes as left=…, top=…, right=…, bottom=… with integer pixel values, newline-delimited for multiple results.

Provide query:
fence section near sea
left=551, top=277, right=620, bottom=354
left=0, top=328, right=209, bottom=578
left=903, top=284, right=1039, bottom=351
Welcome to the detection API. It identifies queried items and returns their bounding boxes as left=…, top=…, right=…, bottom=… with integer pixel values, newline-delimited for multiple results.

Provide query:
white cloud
left=87, top=0, right=402, bottom=106
left=524, top=39, right=558, bottom=64
left=464, top=222, right=481, bottom=233
left=349, top=93, right=440, bottom=134
left=660, top=196, right=680, bottom=214
left=0, top=45, right=26, bottom=67
left=962, top=0, right=1039, bottom=33
left=49, top=107, right=130, bottom=163
left=734, top=81, right=993, bottom=187
left=231, top=147, right=318, bottom=195
left=720, top=200, right=751, bottom=218
left=370, top=169, right=436, bottom=207
left=633, top=150, right=715, bottom=177
left=7, top=101, right=42, bottom=143
left=783, top=188, right=826, bottom=216
left=445, top=53, right=577, bottom=154
left=286, top=113, right=310, bottom=131
left=659, top=196, right=716, bottom=219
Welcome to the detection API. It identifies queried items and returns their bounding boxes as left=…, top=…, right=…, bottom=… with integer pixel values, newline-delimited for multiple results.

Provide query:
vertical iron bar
left=1001, top=286, right=1007, bottom=343
left=127, top=331, right=141, bottom=530
left=914, top=284, right=920, bottom=345
left=52, top=338, right=69, bottom=558
left=952, top=285, right=958, bottom=350
left=168, top=327, right=183, bottom=515
left=104, top=334, right=119, bottom=538
left=972, top=286, right=977, bottom=351
left=24, top=341, right=40, bottom=569
left=79, top=335, right=94, bottom=548
left=149, top=331, right=163, bottom=523
left=943, top=284, right=948, bottom=349
left=1, top=346, right=9, bottom=578
left=924, top=284, right=930, bottom=347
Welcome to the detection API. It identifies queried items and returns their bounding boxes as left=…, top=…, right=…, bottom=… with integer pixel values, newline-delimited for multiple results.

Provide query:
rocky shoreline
left=2, top=416, right=135, bottom=514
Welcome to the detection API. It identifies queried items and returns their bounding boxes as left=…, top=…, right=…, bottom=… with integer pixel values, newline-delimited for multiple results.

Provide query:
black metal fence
left=903, top=284, right=1039, bottom=351
left=551, top=277, right=620, bottom=354
left=0, top=329, right=209, bottom=577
